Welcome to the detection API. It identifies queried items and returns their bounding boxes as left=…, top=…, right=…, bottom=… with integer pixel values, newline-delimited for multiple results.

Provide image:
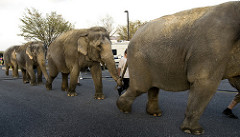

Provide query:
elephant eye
left=97, top=44, right=102, bottom=50
left=98, top=41, right=103, bottom=47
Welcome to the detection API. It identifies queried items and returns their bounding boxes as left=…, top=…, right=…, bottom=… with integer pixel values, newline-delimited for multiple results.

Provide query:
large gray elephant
left=15, top=41, right=49, bottom=85
left=117, top=1, right=240, bottom=135
left=3, top=45, right=20, bottom=78
left=46, top=27, right=121, bottom=98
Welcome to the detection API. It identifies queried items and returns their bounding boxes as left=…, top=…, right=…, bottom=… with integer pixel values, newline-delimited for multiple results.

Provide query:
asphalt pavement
left=0, top=66, right=239, bottom=137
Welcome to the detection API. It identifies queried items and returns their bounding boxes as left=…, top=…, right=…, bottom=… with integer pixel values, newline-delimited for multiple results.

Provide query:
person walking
left=117, top=49, right=129, bottom=96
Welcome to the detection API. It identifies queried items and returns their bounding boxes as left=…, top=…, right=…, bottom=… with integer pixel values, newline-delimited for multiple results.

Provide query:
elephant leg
left=61, top=73, right=69, bottom=92
left=67, top=66, right=79, bottom=97
left=37, top=66, right=42, bottom=84
left=21, top=69, right=29, bottom=84
left=90, top=63, right=104, bottom=100
left=5, top=64, right=9, bottom=76
left=27, top=73, right=31, bottom=83
left=180, top=79, right=219, bottom=135
left=12, top=64, right=19, bottom=78
left=26, top=65, right=36, bottom=86
left=146, top=87, right=162, bottom=116
left=46, top=59, right=58, bottom=90
left=117, top=86, right=143, bottom=113
left=46, top=75, right=57, bottom=90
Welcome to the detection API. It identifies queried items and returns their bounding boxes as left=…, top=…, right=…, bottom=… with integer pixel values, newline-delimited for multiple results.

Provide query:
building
left=111, top=40, right=129, bottom=66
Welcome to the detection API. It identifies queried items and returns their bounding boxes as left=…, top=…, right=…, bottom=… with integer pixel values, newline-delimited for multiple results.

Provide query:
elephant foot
left=146, top=101, right=162, bottom=117
left=67, top=91, right=77, bottom=97
left=146, top=108, right=162, bottom=117
left=37, top=81, right=43, bottom=85
left=46, top=82, right=52, bottom=90
left=13, top=75, right=19, bottom=78
left=37, top=80, right=43, bottom=84
left=30, top=83, right=37, bottom=86
left=180, top=127, right=204, bottom=135
left=61, top=86, right=68, bottom=92
left=180, top=121, right=204, bottom=135
left=23, top=80, right=29, bottom=84
left=94, top=93, right=105, bottom=100
left=30, top=81, right=37, bottom=86
left=116, top=95, right=133, bottom=113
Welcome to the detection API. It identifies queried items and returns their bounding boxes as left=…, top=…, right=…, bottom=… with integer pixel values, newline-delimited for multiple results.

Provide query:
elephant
left=117, top=1, right=240, bottom=135
left=15, top=41, right=49, bottom=85
left=3, top=45, right=20, bottom=78
left=46, top=27, right=121, bottom=98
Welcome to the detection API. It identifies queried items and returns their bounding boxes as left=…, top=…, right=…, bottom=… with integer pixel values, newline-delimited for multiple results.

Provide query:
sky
left=0, top=0, right=231, bottom=51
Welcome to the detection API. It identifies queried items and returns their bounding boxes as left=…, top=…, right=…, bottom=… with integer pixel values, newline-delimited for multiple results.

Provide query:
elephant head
left=26, top=42, right=45, bottom=60
left=25, top=41, right=49, bottom=83
left=78, top=27, right=120, bottom=83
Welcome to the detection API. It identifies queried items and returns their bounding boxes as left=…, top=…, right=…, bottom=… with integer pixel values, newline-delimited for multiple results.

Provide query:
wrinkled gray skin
left=117, top=1, right=240, bottom=135
left=15, top=41, right=49, bottom=85
left=3, top=45, right=20, bottom=78
left=46, top=27, right=121, bottom=98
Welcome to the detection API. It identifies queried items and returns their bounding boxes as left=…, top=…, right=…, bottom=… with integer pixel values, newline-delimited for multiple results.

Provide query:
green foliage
left=117, top=20, right=147, bottom=41
left=19, top=8, right=74, bottom=48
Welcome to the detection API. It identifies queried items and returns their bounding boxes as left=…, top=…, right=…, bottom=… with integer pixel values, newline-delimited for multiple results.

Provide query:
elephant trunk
left=102, top=56, right=120, bottom=82
left=38, top=58, right=49, bottom=81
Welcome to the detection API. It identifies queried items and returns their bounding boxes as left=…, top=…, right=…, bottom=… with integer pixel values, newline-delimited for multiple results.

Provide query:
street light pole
left=124, top=10, right=129, bottom=41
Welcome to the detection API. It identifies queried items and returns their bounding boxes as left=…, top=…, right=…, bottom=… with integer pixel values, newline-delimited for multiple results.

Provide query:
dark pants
left=118, top=78, right=129, bottom=95
left=122, top=78, right=129, bottom=91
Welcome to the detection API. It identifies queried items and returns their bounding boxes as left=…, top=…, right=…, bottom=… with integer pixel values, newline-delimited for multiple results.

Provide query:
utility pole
left=124, top=10, right=129, bottom=41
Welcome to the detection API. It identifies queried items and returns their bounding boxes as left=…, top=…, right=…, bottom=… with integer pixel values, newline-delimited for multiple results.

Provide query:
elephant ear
left=12, top=49, right=17, bottom=59
left=78, top=33, right=88, bottom=56
left=26, top=46, right=33, bottom=60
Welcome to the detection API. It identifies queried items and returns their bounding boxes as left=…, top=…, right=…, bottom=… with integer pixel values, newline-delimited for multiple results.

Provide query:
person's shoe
left=222, top=108, right=238, bottom=119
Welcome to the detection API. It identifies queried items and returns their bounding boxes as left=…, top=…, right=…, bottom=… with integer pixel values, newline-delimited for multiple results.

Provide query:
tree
left=19, top=8, right=74, bottom=49
left=117, top=20, right=147, bottom=41
left=96, top=14, right=116, bottom=36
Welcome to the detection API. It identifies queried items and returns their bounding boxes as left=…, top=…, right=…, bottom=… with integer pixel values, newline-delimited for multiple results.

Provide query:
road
left=0, top=66, right=239, bottom=137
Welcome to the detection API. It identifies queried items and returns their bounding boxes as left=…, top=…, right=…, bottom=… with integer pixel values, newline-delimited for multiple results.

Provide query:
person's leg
left=124, top=78, right=129, bottom=90
left=223, top=92, right=239, bottom=119
left=228, top=100, right=238, bottom=109
left=77, top=72, right=83, bottom=86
